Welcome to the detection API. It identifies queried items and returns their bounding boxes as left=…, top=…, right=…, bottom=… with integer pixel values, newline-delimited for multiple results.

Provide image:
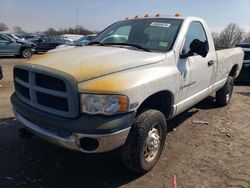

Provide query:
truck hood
left=48, top=45, right=76, bottom=53
left=28, top=46, right=166, bottom=83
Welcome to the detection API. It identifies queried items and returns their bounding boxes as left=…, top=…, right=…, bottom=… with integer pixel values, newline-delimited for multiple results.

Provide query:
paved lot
left=0, top=57, right=250, bottom=188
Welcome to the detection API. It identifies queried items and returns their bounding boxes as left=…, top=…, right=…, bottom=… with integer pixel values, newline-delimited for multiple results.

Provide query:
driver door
left=177, top=22, right=215, bottom=105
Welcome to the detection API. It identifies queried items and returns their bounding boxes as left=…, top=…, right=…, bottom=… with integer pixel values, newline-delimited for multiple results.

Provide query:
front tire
left=122, top=109, right=167, bottom=173
left=21, top=48, right=32, bottom=58
left=216, top=76, right=234, bottom=106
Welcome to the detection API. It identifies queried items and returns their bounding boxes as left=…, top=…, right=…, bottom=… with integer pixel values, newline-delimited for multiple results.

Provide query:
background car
left=30, top=35, right=68, bottom=53
left=49, top=34, right=97, bottom=52
left=17, top=34, right=37, bottom=41
left=4, top=33, right=23, bottom=40
left=235, top=43, right=250, bottom=82
left=0, top=33, right=36, bottom=58
left=61, top=34, right=84, bottom=42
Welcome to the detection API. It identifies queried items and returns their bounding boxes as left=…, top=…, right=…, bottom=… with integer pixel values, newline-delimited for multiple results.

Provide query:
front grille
left=36, top=92, right=68, bottom=111
left=36, top=73, right=66, bottom=92
left=14, top=68, right=29, bottom=82
left=13, top=65, right=79, bottom=118
left=15, top=82, right=30, bottom=100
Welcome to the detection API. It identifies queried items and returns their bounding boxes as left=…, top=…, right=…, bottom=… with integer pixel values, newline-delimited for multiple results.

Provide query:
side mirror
left=180, top=52, right=191, bottom=59
left=189, top=39, right=208, bottom=58
left=180, top=39, right=209, bottom=58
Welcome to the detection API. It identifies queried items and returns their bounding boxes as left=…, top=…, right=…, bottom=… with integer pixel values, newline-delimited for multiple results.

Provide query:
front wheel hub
left=144, top=126, right=161, bottom=162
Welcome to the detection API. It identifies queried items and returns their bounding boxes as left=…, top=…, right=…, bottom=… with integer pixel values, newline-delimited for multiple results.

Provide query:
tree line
left=212, top=23, right=250, bottom=49
left=0, top=22, right=250, bottom=48
left=0, top=23, right=97, bottom=36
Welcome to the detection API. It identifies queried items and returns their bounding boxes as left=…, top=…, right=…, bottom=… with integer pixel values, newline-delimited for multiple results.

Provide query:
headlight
left=81, top=94, right=129, bottom=115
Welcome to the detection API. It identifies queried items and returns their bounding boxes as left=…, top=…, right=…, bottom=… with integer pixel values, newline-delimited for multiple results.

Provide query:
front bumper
left=11, top=93, right=135, bottom=153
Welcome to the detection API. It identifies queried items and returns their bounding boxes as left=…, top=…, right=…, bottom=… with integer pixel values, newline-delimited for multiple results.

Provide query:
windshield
left=11, top=34, right=22, bottom=40
left=92, top=18, right=183, bottom=52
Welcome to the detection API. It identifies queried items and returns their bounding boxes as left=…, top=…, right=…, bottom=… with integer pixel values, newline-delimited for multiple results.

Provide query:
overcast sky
left=0, top=0, right=250, bottom=33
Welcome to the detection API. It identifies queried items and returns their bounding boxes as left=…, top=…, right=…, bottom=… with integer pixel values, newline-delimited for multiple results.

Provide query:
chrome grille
left=13, top=65, right=79, bottom=118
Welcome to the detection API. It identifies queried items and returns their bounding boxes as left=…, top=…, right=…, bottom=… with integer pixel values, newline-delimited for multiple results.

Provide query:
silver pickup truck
left=11, top=15, right=244, bottom=173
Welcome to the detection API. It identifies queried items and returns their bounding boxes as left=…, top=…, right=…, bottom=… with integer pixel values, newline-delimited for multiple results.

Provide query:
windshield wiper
left=104, top=43, right=152, bottom=52
left=87, top=41, right=104, bottom=46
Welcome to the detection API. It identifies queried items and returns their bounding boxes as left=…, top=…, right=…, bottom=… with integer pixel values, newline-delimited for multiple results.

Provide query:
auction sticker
left=150, top=22, right=171, bottom=28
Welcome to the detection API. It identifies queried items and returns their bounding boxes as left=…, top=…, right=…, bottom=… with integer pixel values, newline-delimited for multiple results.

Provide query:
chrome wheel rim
left=23, top=49, right=31, bottom=58
left=226, top=92, right=230, bottom=102
left=144, top=124, right=161, bottom=163
left=226, top=83, right=232, bottom=102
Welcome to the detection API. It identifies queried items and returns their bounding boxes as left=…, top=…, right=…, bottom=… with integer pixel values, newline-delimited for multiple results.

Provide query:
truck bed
left=214, top=47, right=244, bottom=84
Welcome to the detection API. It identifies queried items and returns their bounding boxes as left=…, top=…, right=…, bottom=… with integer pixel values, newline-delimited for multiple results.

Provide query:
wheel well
left=20, top=46, right=31, bottom=53
left=137, top=91, right=174, bottom=120
left=20, top=46, right=27, bottom=54
left=229, top=65, right=238, bottom=78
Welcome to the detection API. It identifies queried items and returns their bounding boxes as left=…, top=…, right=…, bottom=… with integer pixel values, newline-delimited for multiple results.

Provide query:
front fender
left=78, top=62, right=180, bottom=111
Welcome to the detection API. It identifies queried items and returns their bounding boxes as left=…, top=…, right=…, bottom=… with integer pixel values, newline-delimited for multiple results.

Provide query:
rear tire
left=121, top=109, right=167, bottom=174
left=21, top=48, right=32, bottom=58
left=216, top=76, right=234, bottom=107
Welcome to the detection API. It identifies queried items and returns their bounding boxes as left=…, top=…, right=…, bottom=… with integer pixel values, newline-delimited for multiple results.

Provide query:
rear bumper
left=11, top=93, right=135, bottom=153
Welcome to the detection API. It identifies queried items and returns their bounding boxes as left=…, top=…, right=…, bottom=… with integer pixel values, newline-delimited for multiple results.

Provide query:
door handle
left=208, top=60, right=214, bottom=66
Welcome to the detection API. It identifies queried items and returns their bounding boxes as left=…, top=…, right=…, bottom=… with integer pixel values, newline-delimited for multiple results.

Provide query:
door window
left=0, top=35, right=10, bottom=43
left=182, top=22, right=208, bottom=55
left=41, top=36, right=50, bottom=43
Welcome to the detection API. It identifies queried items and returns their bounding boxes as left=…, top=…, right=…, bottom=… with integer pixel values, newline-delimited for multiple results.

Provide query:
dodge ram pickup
left=11, top=15, right=244, bottom=173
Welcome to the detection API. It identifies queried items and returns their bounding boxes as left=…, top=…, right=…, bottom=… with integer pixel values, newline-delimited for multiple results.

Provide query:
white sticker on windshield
left=150, top=22, right=171, bottom=28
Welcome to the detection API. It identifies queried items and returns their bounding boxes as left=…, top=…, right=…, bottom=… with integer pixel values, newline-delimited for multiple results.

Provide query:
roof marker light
left=155, top=13, right=161, bottom=17
left=144, top=14, right=150, bottom=18
left=175, top=13, right=182, bottom=17
left=135, top=15, right=140, bottom=19
left=125, top=17, right=130, bottom=20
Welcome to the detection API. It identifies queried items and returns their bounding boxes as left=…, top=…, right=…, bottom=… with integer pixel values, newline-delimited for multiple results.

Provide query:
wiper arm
left=87, top=41, right=104, bottom=46
left=104, top=43, right=151, bottom=52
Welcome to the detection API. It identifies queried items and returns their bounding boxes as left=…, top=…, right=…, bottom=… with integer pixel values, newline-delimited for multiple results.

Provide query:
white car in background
left=49, top=34, right=97, bottom=52
left=61, top=34, right=84, bottom=42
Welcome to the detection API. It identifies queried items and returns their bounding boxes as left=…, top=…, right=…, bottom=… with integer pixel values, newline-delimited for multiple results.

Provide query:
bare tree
left=12, top=26, right=25, bottom=34
left=0, top=23, right=8, bottom=31
left=242, top=32, right=250, bottom=43
left=44, top=27, right=58, bottom=35
left=218, top=23, right=244, bottom=48
left=211, top=32, right=221, bottom=49
left=44, top=25, right=95, bottom=35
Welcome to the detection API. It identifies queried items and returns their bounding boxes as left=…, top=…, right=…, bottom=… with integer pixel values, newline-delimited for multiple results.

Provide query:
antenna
left=76, top=8, right=78, bottom=34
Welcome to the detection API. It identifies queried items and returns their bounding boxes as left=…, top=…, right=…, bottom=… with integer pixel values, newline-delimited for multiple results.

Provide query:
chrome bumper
left=14, top=110, right=130, bottom=153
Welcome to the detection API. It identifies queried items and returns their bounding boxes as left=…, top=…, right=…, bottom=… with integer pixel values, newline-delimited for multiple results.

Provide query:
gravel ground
left=0, top=57, right=250, bottom=188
